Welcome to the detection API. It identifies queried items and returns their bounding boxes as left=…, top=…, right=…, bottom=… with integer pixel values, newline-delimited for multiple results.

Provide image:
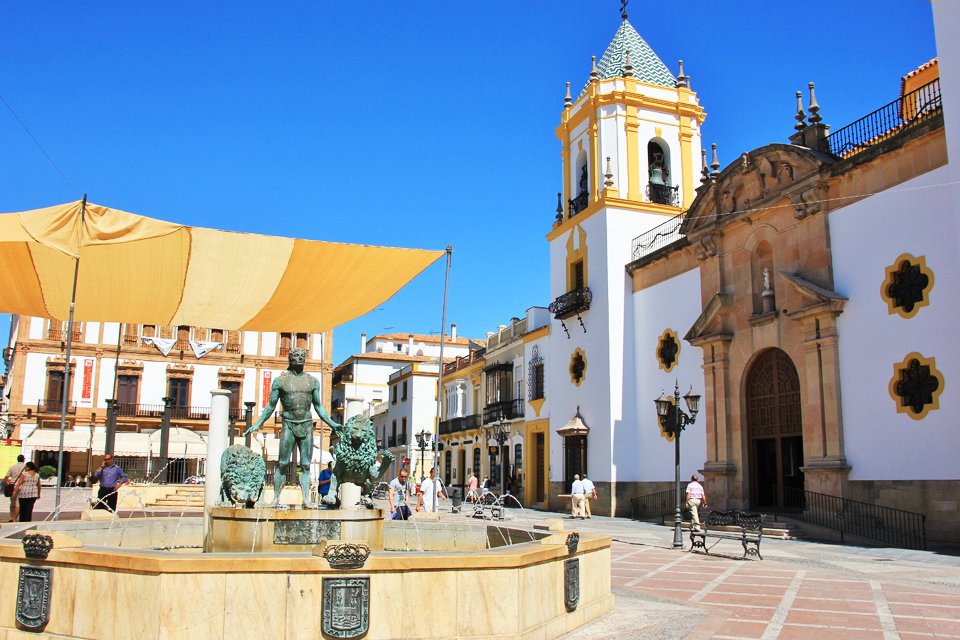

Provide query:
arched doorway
left=746, top=348, right=804, bottom=508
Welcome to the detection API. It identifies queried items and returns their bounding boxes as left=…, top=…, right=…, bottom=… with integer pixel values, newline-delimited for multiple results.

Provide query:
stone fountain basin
left=0, top=518, right=613, bottom=640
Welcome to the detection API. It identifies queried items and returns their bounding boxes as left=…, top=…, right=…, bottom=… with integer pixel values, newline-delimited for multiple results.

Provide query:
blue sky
left=0, top=1, right=938, bottom=367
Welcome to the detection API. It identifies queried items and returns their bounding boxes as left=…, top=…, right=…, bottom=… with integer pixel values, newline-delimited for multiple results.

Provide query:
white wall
left=832, top=166, right=960, bottom=480
left=629, top=267, right=705, bottom=482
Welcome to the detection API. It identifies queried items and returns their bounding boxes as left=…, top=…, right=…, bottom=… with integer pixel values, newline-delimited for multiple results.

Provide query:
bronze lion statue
left=322, top=414, right=395, bottom=506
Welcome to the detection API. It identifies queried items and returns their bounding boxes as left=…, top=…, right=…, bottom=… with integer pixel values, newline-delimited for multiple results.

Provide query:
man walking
left=93, top=454, right=127, bottom=512
left=571, top=474, right=586, bottom=519
left=685, top=474, right=707, bottom=531
left=3, top=454, right=26, bottom=521
left=387, top=468, right=412, bottom=520
left=581, top=474, right=598, bottom=518
left=416, top=467, right=447, bottom=513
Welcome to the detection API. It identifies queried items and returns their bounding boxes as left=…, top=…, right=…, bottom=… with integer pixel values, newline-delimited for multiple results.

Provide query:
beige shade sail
left=0, top=201, right=444, bottom=332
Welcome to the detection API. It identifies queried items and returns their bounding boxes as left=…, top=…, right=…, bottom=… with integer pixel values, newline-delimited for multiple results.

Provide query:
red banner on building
left=262, top=371, right=272, bottom=407
left=81, top=359, right=94, bottom=400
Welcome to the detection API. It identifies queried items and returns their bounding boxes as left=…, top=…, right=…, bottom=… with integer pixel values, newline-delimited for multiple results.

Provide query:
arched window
left=570, top=149, right=589, bottom=215
left=646, top=139, right=678, bottom=206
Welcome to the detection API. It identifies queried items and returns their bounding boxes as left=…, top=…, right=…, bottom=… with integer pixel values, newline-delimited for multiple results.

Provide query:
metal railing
left=827, top=79, right=941, bottom=159
left=169, top=406, right=212, bottom=421
left=482, top=399, right=524, bottom=424
left=631, top=214, right=686, bottom=262
left=36, top=399, right=78, bottom=414
left=773, top=486, right=926, bottom=550
left=646, top=183, right=680, bottom=207
left=569, top=191, right=589, bottom=216
left=443, top=348, right=486, bottom=375
left=439, top=414, right=482, bottom=435
left=631, top=489, right=674, bottom=522
left=115, top=403, right=166, bottom=418
left=548, top=287, right=592, bottom=320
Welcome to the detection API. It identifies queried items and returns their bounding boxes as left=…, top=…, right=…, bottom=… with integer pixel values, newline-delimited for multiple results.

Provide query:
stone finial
left=556, top=192, right=564, bottom=222
left=564, top=81, right=572, bottom=109
left=794, top=90, right=807, bottom=131
left=700, top=148, right=709, bottom=184
left=604, top=157, right=615, bottom=188
left=808, top=82, right=822, bottom=124
left=710, top=143, right=720, bottom=177
left=677, top=59, right=688, bottom=88
left=623, top=49, right=634, bottom=78
left=590, top=56, right=599, bottom=83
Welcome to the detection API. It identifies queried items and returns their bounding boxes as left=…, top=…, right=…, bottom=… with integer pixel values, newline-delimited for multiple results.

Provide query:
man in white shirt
left=570, top=474, right=586, bottom=519
left=685, top=474, right=707, bottom=531
left=416, top=467, right=447, bottom=513
left=580, top=474, right=598, bottom=518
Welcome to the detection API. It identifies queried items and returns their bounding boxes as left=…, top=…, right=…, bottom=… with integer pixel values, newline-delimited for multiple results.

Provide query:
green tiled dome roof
left=580, top=19, right=676, bottom=96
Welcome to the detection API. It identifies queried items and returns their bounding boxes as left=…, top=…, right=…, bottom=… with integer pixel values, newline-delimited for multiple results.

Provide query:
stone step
left=151, top=498, right=206, bottom=507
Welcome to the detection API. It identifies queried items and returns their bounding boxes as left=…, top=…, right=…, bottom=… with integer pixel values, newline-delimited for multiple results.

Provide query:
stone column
left=205, top=390, right=231, bottom=528
left=158, top=397, right=172, bottom=484
left=104, top=399, right=117, bottom=456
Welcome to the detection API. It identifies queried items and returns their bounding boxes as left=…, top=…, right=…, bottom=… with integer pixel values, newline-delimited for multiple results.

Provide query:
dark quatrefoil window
left=569, top=349, right=587, bottom=386
left=656, top=329, right=680, bottom=372
left=883, top=254, right=934, bottom=319
left=890, top=353, right=944, bottom=420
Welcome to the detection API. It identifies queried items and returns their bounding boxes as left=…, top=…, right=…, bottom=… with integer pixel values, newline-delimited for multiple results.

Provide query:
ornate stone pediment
left=780, top=271, right=847, bottom=320
left=682, top=144, right=834, bottom=237
left=684, top=293, right=734, bottom=345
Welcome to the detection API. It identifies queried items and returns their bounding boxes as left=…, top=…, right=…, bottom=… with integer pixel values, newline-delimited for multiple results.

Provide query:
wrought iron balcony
left=568, top=190, right=589, bottom=216
left=115, top=403, right=165, bottom=418
left=827, top=78, right=941, bottom=159
left=36, top=399, right=77, bottom=414
left=482, top=399, right=524, bottom=424
left=631, top=214, right=686, bottom=262
left=439, top=414, right=481, bottom=435
left=169, top=405, right=212, bottom=421
left=646, top=183, right=680, bottom=207
left=548, top=287, right=592, bottom=320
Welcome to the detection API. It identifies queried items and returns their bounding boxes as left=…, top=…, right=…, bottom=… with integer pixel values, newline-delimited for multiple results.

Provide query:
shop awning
left=23, top=428, right=92, bottom=453
left=0, top=201, right=444, bottom=332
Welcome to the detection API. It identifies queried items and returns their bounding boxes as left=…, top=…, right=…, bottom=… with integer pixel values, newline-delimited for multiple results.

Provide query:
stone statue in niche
left=776, top=162, right=794, bottom=185
left=720, top=190, right=736, bottom=214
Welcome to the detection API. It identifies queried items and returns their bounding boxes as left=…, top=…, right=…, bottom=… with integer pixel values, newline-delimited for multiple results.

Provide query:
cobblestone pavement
left=5, top=492, right=960, bottom=638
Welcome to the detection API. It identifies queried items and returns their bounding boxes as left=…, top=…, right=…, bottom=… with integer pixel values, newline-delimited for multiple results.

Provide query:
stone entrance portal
left=746, top=348, right=804, bottom=508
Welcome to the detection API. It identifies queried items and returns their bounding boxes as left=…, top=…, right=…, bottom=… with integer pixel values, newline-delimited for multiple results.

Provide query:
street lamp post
left=485, top=420, right=511, bottom=497
left=654, top=381, right=701, bottom=549
left=414, top=430, right=431, bottom=484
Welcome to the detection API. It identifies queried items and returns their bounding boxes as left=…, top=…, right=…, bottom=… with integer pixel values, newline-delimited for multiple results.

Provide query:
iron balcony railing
left=569, top=190, right=589, bottom=216
left=548, top=287, right=592, bottom=320
left=36, top=399, right=78, bottom=414
left=439, top=414, right=482, bottom=435
left=631, top=214, right=686, bottom=262
left=169, top=405, right=212, bottom=421
left=827, top=78, right=941, bottom=159
left=631, top=489, right=674, bottom=522
left=113, top=402, right=240, bottom=422
left=482, top=399, right=524, bottom=424
left=115, top=403, right=166, bottom=418
left=772, top=486, right=926, bottom=550
left=646, top=183, right=680, bottom=207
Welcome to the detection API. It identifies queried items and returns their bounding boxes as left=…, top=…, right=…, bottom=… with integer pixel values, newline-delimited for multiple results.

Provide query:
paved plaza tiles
left=4, top=491, right=960, bottom=639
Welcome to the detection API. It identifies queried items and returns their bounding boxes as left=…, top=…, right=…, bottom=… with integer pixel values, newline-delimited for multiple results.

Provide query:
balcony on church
left=646, top=183, right=679, bottom=207
left=548, top=287, right=593, bottom=319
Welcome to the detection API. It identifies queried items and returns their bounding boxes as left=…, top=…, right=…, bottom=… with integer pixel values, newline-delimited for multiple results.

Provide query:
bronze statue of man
left=245, top=347, right=340, bottom=508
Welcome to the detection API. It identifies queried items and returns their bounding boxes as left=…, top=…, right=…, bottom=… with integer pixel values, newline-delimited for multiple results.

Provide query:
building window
left=117, top=375, right=139, bottom=407
left=514, top=443, right=523, bottom=479
left=142, top=324, right=156, bottom=339
left=279, top=332, right=292, bottom=357
left=889, top=352, right=944, bottom=420
left=391, top=385, right=397, bottom=404
left=401, top=417, right=407, bottom=441
left=225, top=330, right=240, bottom=353
left=44, top=370, right=67, bottom=411
left=882, top=253, right=934, bottom=319
left=569, top=348, right=587, bottom=386
left=221, top=380, right=242, bottom=420
left=528, top=346, right=545, bottom=400
left=571, top=260, right=585, bottom=291
left=168, top=377, right=190, bottom=415
left=122, top=323, right=139, bottom=346
left=176, top=326, right=191, bottom=350
left=296, top=333, right=309, bottom=350
left=391, top=420, right=397, bottom=445
left=656, top=329, right=680, bottom=372
left=402, top=381, right=408, bottom=401
left=473, top=448, right=481, bottom=478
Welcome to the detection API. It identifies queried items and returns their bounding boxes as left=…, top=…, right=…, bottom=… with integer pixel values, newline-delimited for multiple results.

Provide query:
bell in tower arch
left=648, top=142, right=669, bottom=186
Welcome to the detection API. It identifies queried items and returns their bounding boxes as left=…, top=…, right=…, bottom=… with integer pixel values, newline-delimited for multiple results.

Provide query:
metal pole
left=104, top=399, right=117, bottom=455
left=159, top=397, right=172, bottom=483
left=244, top=401, right=255, bottom=448
left=432, top=245, right=452, bottom=512
left=500, top=431, right=508, bottom=500
left=673, top=383, right=684, bottom=549
left=54, top=195, right=87, bottom=518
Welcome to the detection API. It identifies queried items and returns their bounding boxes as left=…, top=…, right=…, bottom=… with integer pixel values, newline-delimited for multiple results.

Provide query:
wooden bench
left=689, top=510, right=764, bottom=560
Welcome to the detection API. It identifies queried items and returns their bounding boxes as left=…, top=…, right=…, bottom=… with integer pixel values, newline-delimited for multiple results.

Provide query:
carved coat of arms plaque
left=16, top=566, right=53, bottom=630
left=322, top=576, right=370, bottom=638
left=564, top=557, right=580, bottom=612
